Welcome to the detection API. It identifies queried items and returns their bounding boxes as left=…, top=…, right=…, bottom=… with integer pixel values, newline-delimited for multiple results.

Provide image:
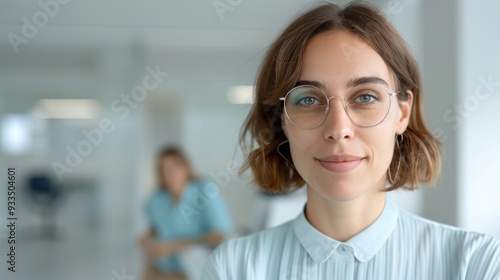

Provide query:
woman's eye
left=355, top=94, right=378, bottom=104
left=298, top=96, right=319, bottom=105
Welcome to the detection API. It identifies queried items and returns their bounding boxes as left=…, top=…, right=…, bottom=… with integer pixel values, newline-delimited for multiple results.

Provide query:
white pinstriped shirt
left=202, top=199, right=500, bottom=279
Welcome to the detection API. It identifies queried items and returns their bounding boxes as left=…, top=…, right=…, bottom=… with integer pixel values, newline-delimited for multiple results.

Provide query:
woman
left=139, top=147, right=232, bottom=280
left=203, top=2, right=500, bottom=279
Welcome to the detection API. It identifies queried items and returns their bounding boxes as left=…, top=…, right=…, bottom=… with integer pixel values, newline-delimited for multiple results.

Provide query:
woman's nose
left=322, top=98, right=354, bottom=141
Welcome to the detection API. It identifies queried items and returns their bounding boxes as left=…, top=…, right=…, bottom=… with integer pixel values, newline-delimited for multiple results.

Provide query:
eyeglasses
left=279, top=83, right=398, bottom=129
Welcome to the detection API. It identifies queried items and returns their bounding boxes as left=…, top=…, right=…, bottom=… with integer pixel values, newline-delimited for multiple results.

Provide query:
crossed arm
left=138, top=228, right=226, bottom=258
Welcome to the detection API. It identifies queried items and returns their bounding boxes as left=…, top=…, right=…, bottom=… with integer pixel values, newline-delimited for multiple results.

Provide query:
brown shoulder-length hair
left=240, top=1, right=442, bottom=193
left=156, top=146, right=196, bottom=188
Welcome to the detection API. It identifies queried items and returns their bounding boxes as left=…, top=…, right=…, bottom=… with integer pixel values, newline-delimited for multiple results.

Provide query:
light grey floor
left=0, top=225, right=142, bottom=280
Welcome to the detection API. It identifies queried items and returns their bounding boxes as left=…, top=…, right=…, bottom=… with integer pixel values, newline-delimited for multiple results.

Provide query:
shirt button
left=339, top=245, right=347, bottom=253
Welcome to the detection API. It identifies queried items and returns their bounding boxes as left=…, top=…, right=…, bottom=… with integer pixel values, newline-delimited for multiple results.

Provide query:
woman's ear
left=396, top=90, right=413, bottom=134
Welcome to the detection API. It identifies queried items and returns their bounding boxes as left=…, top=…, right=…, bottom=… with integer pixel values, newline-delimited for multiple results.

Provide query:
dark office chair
left=27, top=175, right=61, bottom=240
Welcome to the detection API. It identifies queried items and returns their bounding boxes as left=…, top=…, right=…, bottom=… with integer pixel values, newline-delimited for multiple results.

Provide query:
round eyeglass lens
left=283, top=84, right=393, bottom=129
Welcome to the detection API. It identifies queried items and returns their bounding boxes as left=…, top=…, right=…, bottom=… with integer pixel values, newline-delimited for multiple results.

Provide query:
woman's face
left=160, top=155, right=189, bottom=194
left=282, top=30, right=412, bottom=202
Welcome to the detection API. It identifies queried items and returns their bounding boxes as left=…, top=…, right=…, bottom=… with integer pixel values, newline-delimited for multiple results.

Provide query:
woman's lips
left=316, top=154, right=363, bottom=173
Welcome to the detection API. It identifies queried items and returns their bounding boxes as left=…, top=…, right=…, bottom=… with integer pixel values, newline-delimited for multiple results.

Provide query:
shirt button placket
left=338, top=245, right=354, bottom=278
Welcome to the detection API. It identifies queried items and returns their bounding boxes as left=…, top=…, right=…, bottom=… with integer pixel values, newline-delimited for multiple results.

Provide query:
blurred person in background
left=139, top=146, right=232, bottom=280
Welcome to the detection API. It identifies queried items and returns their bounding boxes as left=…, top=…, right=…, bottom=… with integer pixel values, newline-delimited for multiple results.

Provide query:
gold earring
left=277, top=139, right=295, bottom=168
left=388, top=134, right=404, bottom=183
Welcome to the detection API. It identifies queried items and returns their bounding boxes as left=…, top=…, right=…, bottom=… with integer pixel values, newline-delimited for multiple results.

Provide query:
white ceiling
left=0, top=0, right=389, bottom=112
left=1, top=0, right=388, bottom=51
left=1, top=0, right=325, bottom=48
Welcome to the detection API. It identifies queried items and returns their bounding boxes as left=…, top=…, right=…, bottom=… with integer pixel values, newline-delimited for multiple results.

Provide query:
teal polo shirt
left=146, top=180, right=232, bottom=272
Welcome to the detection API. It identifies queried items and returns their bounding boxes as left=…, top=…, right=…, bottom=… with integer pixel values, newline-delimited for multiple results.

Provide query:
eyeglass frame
left=279, top=84, right=399, bottom=129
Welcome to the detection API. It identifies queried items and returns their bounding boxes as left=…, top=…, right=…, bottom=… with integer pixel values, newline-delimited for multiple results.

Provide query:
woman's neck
left=171, top=191, right=182, bottom=203
left=305, top=187, right=386, bottom=242
left=164, top=183, right=186, bottom=203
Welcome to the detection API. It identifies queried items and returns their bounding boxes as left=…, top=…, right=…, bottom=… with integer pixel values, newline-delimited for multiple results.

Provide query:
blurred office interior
left=0, top=0, right=499, bottom=279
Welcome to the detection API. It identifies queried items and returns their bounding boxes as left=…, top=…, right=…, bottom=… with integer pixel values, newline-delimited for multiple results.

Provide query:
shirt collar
left=159, top=182, right=196, bottom=204
left=293, top=198, right=399, bottom=263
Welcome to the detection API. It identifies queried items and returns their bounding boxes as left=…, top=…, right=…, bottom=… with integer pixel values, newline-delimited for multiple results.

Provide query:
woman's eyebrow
left=347, top=76, right=389, bottom=87
left=295, top=76, right=389, bottom=89
left=294, top=80, right=326, bottom=89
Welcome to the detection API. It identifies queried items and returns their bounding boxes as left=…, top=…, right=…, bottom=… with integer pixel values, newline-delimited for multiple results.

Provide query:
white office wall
left=387, top=0, right=425, bottom=215
left=458, top=0, right=500, bottom=237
